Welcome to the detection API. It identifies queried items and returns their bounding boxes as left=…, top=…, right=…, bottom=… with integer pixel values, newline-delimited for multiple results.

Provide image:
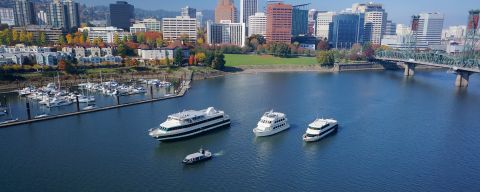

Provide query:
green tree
left=211, top=51, right=225, bottom=70
left=173, top=48, right=184, bottom=66
left=316, top=50, right=335, bottom=66
left=38, top=32, right=47, bottom=45
left=57, top=35, right=66, bottom=45
left=205, top=51, right=214, bottom=66
left=113, top=33, right=120, bottom=45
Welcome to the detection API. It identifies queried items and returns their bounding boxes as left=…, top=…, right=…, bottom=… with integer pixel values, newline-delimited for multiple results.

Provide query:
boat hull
left=153, top=120, right=231, bottom=141
left=182, top=156, right=212, bottom=165
left=303, top=124, right=338, bottom=142
left=253, top=124, right=290, bottom=137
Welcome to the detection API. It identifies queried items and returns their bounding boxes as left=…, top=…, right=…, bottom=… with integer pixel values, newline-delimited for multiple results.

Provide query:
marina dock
left=0, top=79, right=192, bottom=128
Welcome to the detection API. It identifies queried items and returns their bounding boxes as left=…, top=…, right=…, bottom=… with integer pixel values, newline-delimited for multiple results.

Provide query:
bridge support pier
left=455, top=70, right=472, bottom=87
left=403, top=63, right=415, bottom=76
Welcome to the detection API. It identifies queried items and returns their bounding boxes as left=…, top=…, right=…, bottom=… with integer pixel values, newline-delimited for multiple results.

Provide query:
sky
left=77, top=0, right=479, bottom=26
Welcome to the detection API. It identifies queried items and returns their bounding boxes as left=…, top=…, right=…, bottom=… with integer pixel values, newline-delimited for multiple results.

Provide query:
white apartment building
left=248, top=12, right=266, bottom=36
left=78, top=27, right=130, bottom=43
left=130, top=23, right=147, bottom=34
left=137, top=49, right=174, bottom=60
left=416, top=12, right=444, bottom=49
left=162, top=16, right=197, bottom=43
left=315, top=12, right=335, bottom=40
left=207, top=20, right=246, bottom=47
left=136, top=18, right=162, bottom=32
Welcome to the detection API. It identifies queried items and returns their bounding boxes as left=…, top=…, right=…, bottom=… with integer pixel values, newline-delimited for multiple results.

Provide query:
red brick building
left=215, top=0, right=238, bottom=23
left=265, top=3, right=293, bottom=44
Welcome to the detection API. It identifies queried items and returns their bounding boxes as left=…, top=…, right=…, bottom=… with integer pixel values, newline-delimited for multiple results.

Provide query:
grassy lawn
left=225, top=54, right=318, bottom=66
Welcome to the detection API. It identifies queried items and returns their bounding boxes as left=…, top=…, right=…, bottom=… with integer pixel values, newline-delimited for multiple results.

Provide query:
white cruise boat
left=46, top=97, right=73, bottom=108
left=253, top=110, right=290, bottom=137
left=303, top=118, right=338, bottom=142
left=148, top=107, right=230, bottom=141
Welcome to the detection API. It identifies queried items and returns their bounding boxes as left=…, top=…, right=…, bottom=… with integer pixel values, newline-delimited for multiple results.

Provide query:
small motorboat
left=34, top=114, right=49, bottom=119
left=83, top=104, right=97, bottom=110
left=1, top=118, right=19, bottom=124
left=182, top=148, right=212, bottom=165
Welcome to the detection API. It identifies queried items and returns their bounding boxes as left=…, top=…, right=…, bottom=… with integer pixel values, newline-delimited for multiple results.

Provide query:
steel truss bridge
left=376, top=50, right=480, bottom=73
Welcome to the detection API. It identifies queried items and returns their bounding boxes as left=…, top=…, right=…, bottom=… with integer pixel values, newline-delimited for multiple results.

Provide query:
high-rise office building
left=65, top=0, right=80, bottom=29
left=196, top=11, right=204, bottom=28
left=162, top=16, right=197, bottom=43
left=329, top=12, right=364, bottom=49
left=385, top=20, right=396, bottom=35
left=215, top=0, right=238, bottom=23
left=248, top=12, right=266, bottom=36
left=47, top=0, right=80, bottom=30
left=36, top=10, right=48, bottom=25
left=292, top=4, right=309, bottom=36
left=0, top=8, right=15, bottom=26
left=48, top=0, right=68, bottom=29
left=265, top=2, right=292, bottom=43
left=181, top=6, right=196, bottom=18
left=109, top=1, right=134, bottom=31
left=240, top=0, right=257, bottom=26
left=416, top=12, right=444, bottom=49
left=307, top=9, right=317, bottom=36
left=315, top=11, right=335, bottom=40
left=207, top=20, right=246, bottom=47
left=353, top=2, right=387, bottom=45
left=14, top=0, right=36, bottom=26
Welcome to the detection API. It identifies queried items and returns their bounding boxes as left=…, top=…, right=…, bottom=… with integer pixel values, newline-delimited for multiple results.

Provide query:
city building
left=353, top=2, right=387, bottom=45
left=291, top=35, right=317, bottom=50
left=36, top=10, right=48, bottom=25
left=307, top=9, right=317, bottom=36
left=196, top=11, right=204, bottom=28
left=381, top=34, right=413, bottom=49
left=13, top=25, right=64, bottom=43
left=265, top=2, right=293, bottom=44
left=396, top=24, right=411, bottom=36
left=385, top=20, right=396, bottom=35
left=442, top=25, right=466, bottom=40
left=181, top=6, right=196, bottom=18
left=0, top=8, right=15, bottom=26
left=64, top=0, right=80, bottom=29
left=215, top=0, right=238, bottom=23
left=292, top=4, right=309, bottom=36
left=206, top=20, right=246, bottom=47
left=129, top=23, right=147, bottom=33
left=446, top=41, right=464, bottom=55
left=162, top=16, right=197, bottom=43
left=329, top=12, right=364, bottom=49
left=315, top=11, right=335, bottom=40
left=48, top=0, right=68, bottom=29
left=248, top=12, right=266, bottom=36
left=415, top=12, right=444, bottom=49
left=78, top=26, right=130, bottom=43
left=135, top=18, right=162, bottom=32
left=240, top=0, right=257, bottom=27
left=109, top=1, right=134, bottom=31
left=137, top=49, right=174, bottom=60
left=14, top=0, right=36, bottom=26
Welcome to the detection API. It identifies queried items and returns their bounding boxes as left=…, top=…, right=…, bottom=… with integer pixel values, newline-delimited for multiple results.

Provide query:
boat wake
left=213, top=150, right=224, bottom=157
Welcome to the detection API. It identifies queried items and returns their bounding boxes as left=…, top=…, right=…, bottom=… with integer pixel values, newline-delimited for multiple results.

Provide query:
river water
left=1, top=71, right=479, bottom=191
